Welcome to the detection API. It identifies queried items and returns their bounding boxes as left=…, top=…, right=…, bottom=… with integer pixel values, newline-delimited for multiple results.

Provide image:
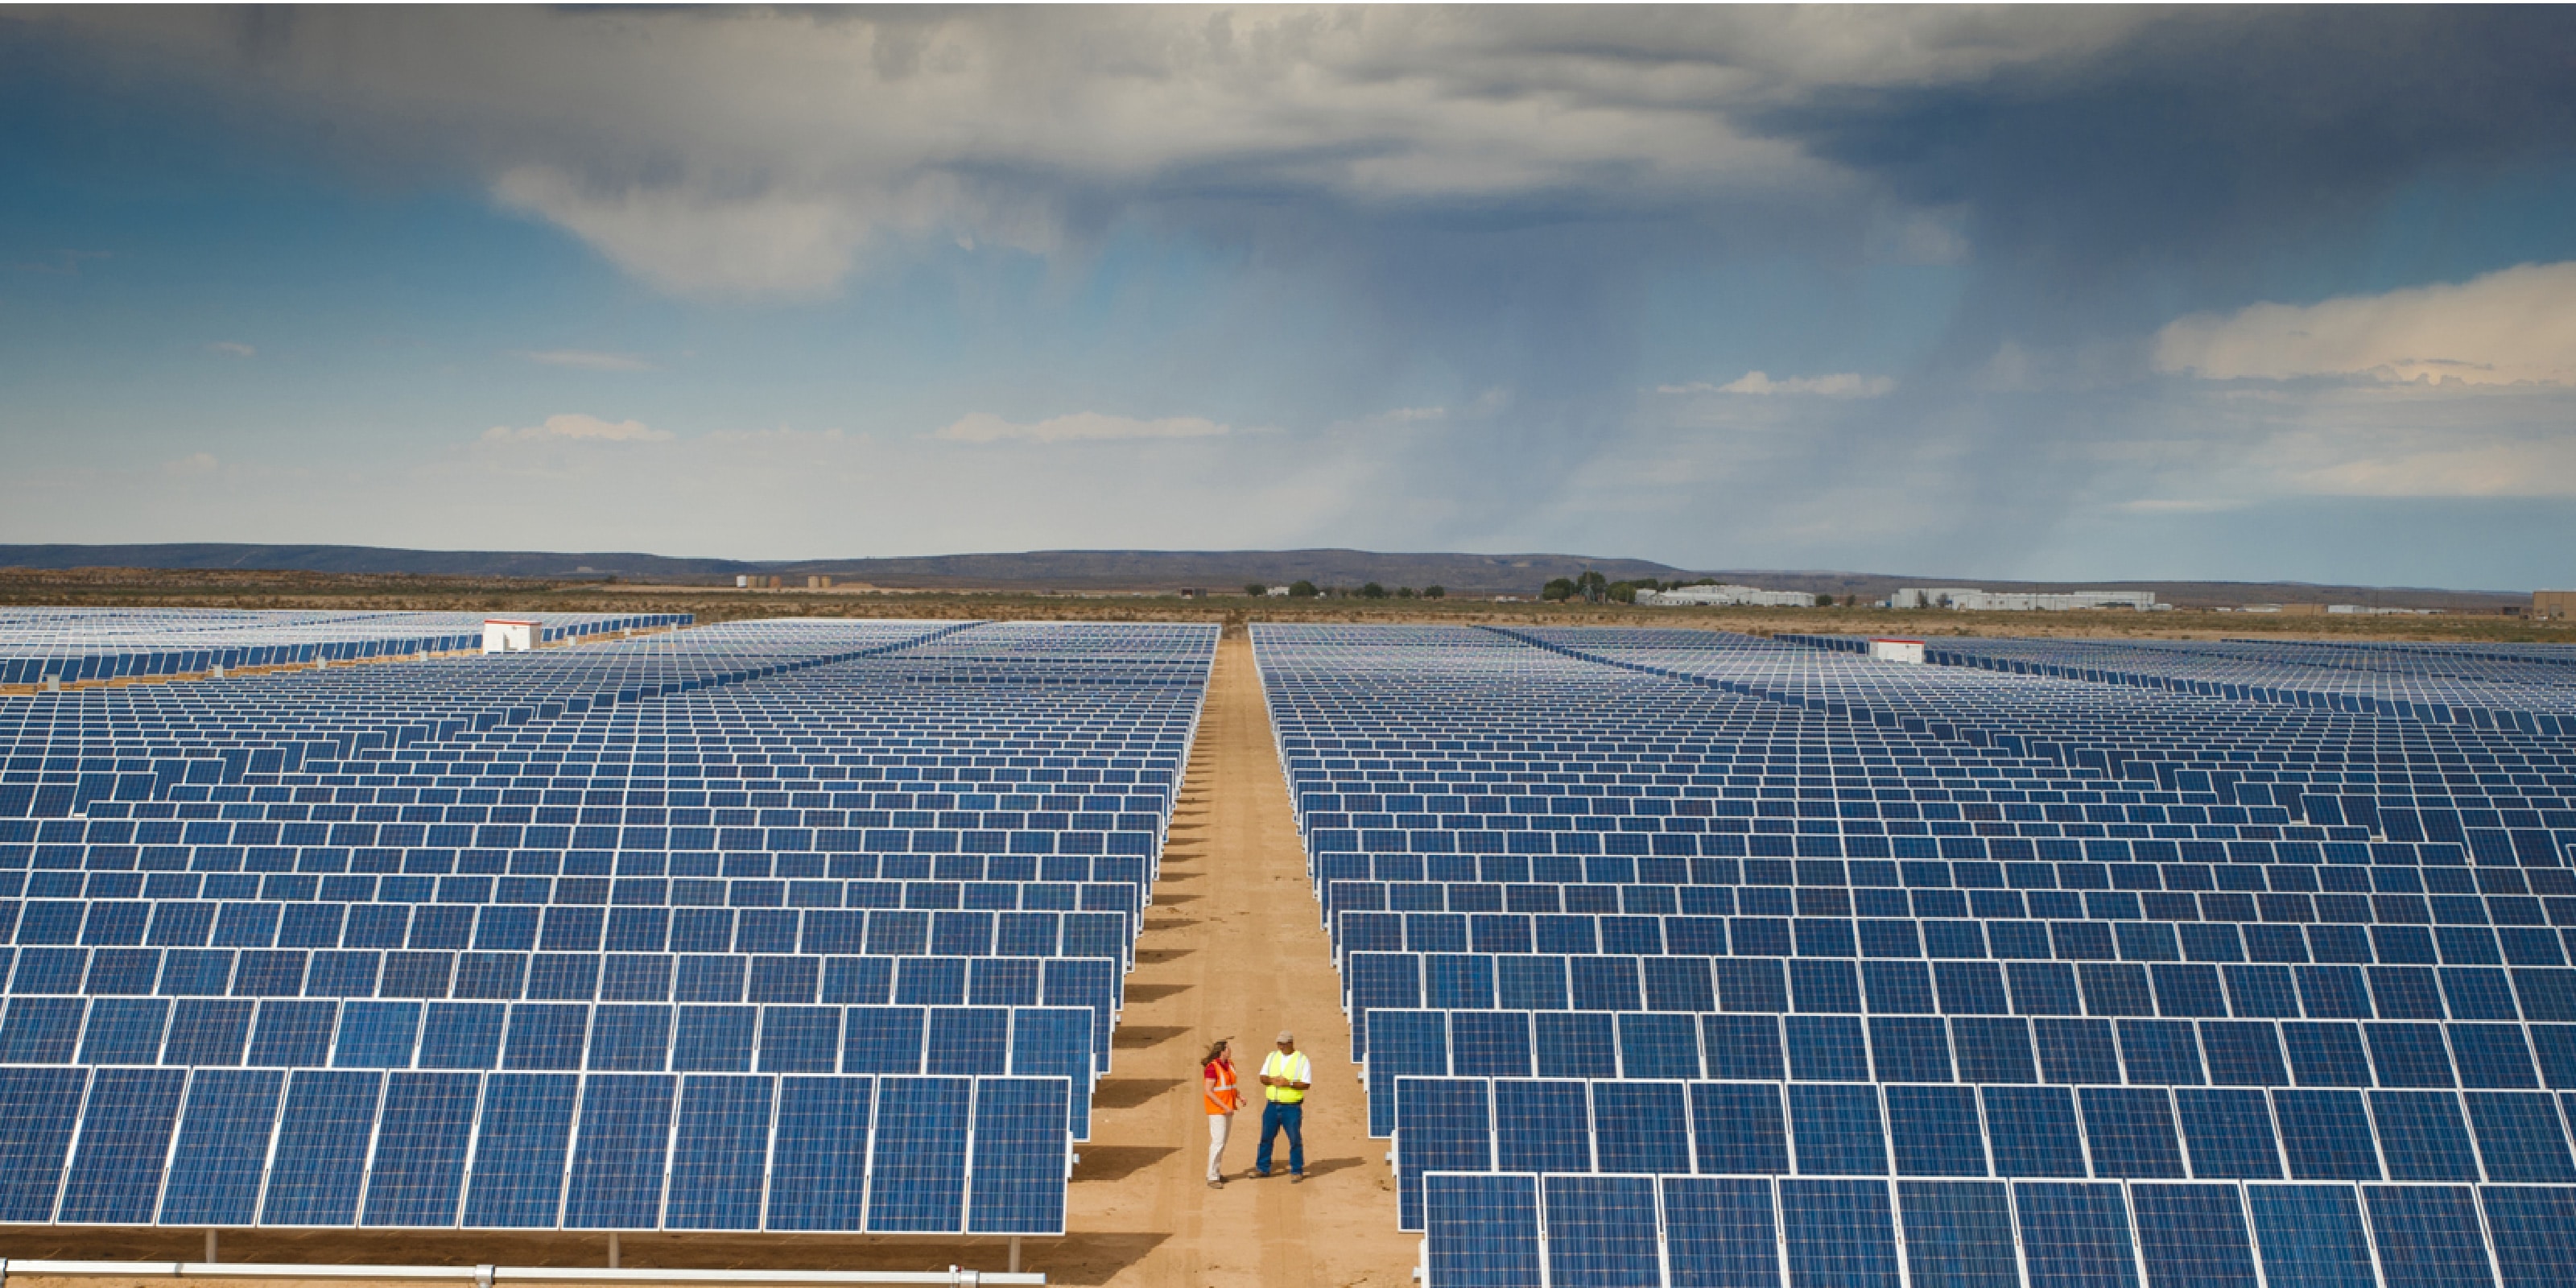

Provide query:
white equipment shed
left=1869, top=638, right=1926, bottom=664
left=482, top=618, right=539, bottom=654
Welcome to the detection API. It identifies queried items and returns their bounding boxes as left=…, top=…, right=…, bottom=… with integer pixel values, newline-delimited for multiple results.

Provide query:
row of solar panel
left=0, top=954, right=1119, bottom=1051
left=1542, top=625, right=2576, bottom=718
left=1361, top=1009, right=2576, bottom=1123
left=13, top=811, right=1171, bottom=838
left=2, top=844, right=1149, bottom=886
left=8, top=767, right=1182, bottom=795
left=0, top=618, right=699, bottom=685
left=39, top=798, right=1170, bottom=827
left=1311, top=865, right=2552, bottom=915
left=1340, top=956, right=2576, bottom=1046
left=4, top=756, right=1184, bottom=795
left=1303, top=828, right=2566, bottom=865
left=1298, top=791, right=2576, bottom=826
left=6, top=812, right=1174, bottom=854
left=1288, top=774, right=2560, bottom=807
left=1319, top=881, right=2566, bottom=943
left=1329, top=910, right=2576, bottom=966
left=0, top=999, right=1092, bottom=1125
left=1393, top=1078, right=2576, bottom=1228
left=1282, top=708, right=2557, bottom=759
left=0, top=900, right=1139, bottom=957
left=0, top=1065, right=1065, bottom=1233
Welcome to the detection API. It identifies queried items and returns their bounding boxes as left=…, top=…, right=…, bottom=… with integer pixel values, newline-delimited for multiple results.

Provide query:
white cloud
left=1660, top=371, right=1895, bottom=398
left=481, top=413, right=672, bottom=444
left=38, top=8, right=2154, bottom=299
left=518, top=349, right=655, bottom=372
left=205, top=341, right=256, bottom=358
left=493, top=167, right=870, bottom=301
left=935, top=411, right=1232, bottom=444
left=2153, top=260, right=2576, bottom=387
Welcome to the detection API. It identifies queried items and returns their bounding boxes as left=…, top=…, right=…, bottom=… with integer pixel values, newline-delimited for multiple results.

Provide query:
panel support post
left=204, top=1231, right=217, bottom=1265
left=1009, top=1238, right=1021, bottom=1275
left=609, top=1234, right=621, bottom=1269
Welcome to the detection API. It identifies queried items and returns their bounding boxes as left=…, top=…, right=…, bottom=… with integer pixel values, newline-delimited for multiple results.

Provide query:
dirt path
left=1038, top=630, right=1413, bottom=1287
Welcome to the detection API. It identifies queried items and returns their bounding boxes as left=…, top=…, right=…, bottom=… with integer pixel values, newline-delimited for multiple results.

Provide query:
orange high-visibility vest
left=1203, top=1058, right=1241, bottom=1113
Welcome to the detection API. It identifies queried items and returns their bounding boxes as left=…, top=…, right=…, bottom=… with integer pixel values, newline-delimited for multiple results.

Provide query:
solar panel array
left=1253, top=624, right=2576, bottom=1288
left=0, top=609, right=689, bottom=687
left=1784, top=634, right=2576, bottom=729
left=0, top=613, right=1216, bottom=1236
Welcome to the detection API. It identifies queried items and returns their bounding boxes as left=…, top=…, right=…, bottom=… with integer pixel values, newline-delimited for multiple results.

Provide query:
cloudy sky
left=2, top=6, right=2572, bottom=588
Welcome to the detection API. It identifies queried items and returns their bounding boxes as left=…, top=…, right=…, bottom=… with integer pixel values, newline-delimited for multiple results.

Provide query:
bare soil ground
left=0, top=632, right=1414, bottom=1287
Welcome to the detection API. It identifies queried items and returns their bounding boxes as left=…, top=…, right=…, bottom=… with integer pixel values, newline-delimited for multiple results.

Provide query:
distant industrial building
left=2535, top=591, right=2574, bottom=619
left=1637, top=584, right=1817, bottom=608
left=1892, top=587, right=2161, bottom=611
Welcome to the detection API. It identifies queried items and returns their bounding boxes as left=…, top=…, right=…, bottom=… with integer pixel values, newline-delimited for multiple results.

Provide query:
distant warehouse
left=1892, top=587, right=2163, bottom=611
left=1637, top=583, right=1818, bottom=607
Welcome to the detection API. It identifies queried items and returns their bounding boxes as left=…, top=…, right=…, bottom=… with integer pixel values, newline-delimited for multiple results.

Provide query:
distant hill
left=0, top=543, right=2530, bottom=607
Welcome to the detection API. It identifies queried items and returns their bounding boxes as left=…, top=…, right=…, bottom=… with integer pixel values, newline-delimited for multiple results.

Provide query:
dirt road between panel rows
left=1041, top=630, right=1414, bottom=1287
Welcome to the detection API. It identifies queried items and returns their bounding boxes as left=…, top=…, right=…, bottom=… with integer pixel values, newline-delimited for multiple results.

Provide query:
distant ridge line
left=0, top=543, right=2523, bottom=606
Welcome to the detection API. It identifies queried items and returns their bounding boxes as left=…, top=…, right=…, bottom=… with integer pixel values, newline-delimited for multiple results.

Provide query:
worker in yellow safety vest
left=1254, top=1030, right=1311, bottom=1182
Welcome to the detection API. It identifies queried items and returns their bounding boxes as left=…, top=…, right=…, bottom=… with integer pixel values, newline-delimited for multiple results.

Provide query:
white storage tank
left=1869, top=638, right=1926, bottom=664
left=482, top=618, right=538, bottom=654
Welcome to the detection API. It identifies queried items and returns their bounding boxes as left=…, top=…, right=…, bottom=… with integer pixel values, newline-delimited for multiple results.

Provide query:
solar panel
left=1422, top=1172, right=1542, bottom=1288
left=966, top=1076, right=1069, bottom=1235
left=2132, top=1184, right=2264, bottom=1288
left=58, top=1066, right=186, bottom=1224
left=362, top=1071, right=479, bottom=1226
left=664, top=1074, right=773, bottom=1230
left=1897, top=1181, right=2017, bottom=1288
left=1663, top=1177, right=1781, bottom=1288
left=463, top=1072, right=578, bottom=1228
left=157, top=1068, right=279, bottom=1224
left=864, top=1075, right=972, bottom=1232
left=262, top=1071, right=378, bottom=1226
left=2014, top=1182, right=2140, bottom=1288
left=1781, top=1179, right=1902, bottom=1288
left=765, top=1075, right=871, bottom=1232
left=1541, top=1174, right=1659, bottom=1288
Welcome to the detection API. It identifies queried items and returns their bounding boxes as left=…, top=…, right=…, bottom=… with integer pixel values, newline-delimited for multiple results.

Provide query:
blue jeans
left=1257, top=1100, right=1304, bottom=1175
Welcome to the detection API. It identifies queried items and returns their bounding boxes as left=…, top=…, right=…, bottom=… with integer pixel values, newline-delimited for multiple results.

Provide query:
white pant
left=1208, top=1113, right=1231, bottom=1181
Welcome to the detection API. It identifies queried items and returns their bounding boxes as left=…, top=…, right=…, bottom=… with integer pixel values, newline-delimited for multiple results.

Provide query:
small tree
left=1575, top=570, right=1609, bottom=603
left=1542, top=578, right=1575, bottom=601
left=1245, top=582, right=1267, bottom=597
left=1815, top=593, right=1835, bottom=608
left=1608, top=582, right=1639, bottom=604
left=1397, top=586, right=1418, bottom=599
left=1424, top=585, right=1446, bottom=600
left=1360, top=582, right=1389, bottom=599
left=1289, top=580, right=1319, bottom=598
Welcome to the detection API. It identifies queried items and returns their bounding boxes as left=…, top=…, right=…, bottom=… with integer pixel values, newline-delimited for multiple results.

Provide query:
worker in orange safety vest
left=1201, top=1038, right=1242, bottom=1187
